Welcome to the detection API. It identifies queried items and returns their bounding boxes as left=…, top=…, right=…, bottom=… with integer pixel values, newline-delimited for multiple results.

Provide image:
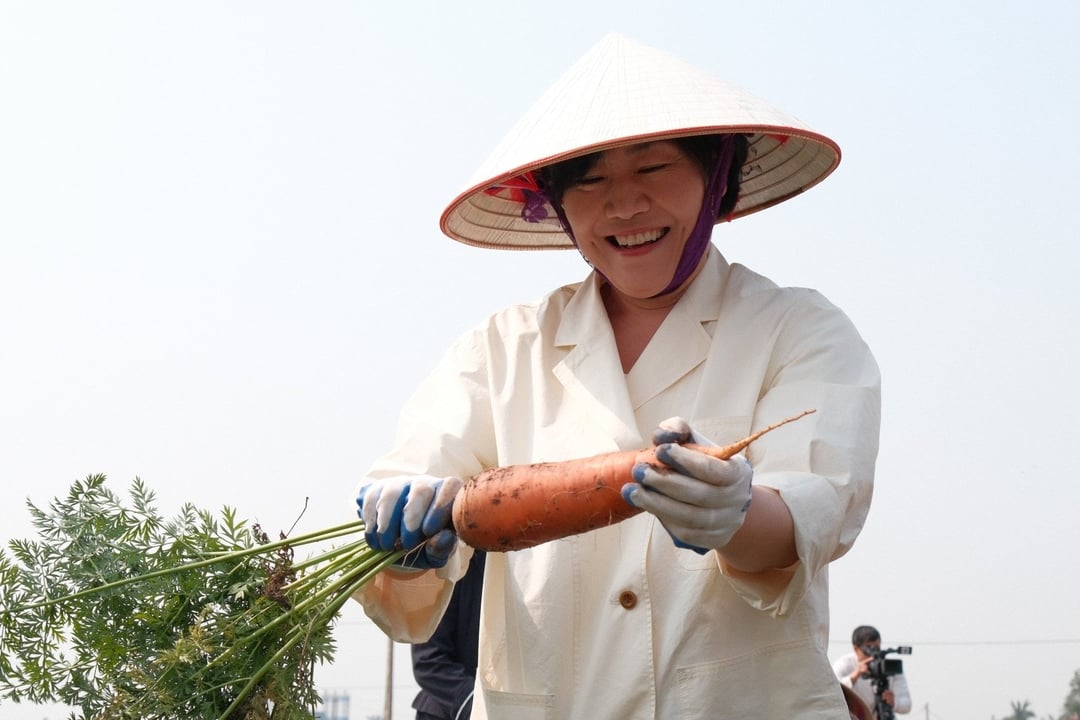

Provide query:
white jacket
left=354, top=247, right=881, bottom=719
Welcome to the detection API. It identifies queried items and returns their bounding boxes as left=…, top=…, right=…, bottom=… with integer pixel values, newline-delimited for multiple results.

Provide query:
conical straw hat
left=440, top=33, right=841, bottom=251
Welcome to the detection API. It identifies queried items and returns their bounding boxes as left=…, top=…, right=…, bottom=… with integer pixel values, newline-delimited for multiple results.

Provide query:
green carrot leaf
left=0, top=474, right=397, bottom=719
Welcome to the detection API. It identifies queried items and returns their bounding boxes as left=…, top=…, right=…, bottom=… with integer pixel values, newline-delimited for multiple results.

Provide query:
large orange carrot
left=452, top=409, right=815, bottom=551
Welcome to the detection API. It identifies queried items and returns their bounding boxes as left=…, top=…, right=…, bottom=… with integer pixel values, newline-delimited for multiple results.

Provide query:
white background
left=2, top=2, right=1078, bottom=719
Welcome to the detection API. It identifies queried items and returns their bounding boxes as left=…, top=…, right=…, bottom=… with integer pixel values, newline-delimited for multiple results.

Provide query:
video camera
left=860, top=645, right=912, bottom=720
left=861, top=644, right=912, bottom=682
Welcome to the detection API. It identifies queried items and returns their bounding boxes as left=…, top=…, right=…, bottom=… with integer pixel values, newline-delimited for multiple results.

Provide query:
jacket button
left=619, top=590, right=638, bottom=609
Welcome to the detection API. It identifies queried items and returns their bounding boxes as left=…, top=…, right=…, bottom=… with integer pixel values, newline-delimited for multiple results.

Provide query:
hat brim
left=439, top=34, right=842, bottom=251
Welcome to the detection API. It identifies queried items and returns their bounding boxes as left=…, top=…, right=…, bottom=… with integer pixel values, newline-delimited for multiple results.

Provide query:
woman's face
left=559, top=141, right=707, bottom=301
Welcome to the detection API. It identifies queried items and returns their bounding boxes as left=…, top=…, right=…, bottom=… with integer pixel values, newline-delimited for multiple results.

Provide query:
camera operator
left=833, top=625, right=912, bottom=717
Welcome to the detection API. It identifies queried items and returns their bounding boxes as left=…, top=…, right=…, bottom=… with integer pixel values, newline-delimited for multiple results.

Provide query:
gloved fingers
left=652, top=416, right=692, bottom=446
left=396, top=528, right=458, bottom=570
left=376, top=480, right=412, bottom=551
left=421, top=476, right=462, bottom=536
left=356, top=478, right=412, bottom=551
left=356, top=484, right=370, bottom=521
left=356, top=476, right=444, bottom=552
left=653, top=443, right=752, bottom=491
left=622, top=479, right=712, bottom=528
left=624, top=446, right=753, bottom=552
left=356, top=476, right=464, bottom=566
left=423, top=528, right=458, bottom=567
left=624, top=480, right=750, bottom=551
left=631, top=463, right=718, bottom=507
left=400, top=480, right=436, bottom=550
left=622, top=479, right=704, bottom=552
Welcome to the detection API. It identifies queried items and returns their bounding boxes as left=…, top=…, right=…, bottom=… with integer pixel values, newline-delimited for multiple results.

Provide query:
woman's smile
left=608, top=227, right=668, bottom=248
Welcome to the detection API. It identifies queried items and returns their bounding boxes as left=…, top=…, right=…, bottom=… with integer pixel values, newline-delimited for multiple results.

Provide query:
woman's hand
left=356, top=475, right=462, bottom=569
left=623, top=417, right=753, bottom=553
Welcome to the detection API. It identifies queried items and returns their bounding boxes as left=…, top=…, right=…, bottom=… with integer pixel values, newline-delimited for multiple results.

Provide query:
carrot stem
left=685, top=409, right=816, bottom=459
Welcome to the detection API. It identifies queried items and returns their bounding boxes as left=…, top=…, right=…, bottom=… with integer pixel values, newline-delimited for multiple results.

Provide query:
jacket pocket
left=676, top=639, right=847, bottom=719
left=481, top=688, right=554, bottom=720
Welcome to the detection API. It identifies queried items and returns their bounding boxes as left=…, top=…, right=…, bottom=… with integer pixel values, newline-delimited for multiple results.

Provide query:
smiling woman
left=353, top=32, right=880, bottom=720
left=541, top=137, right=752, bottom=364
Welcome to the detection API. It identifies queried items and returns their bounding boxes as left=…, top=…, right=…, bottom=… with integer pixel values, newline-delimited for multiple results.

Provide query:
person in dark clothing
left=411, top=550, right=485, bottom=720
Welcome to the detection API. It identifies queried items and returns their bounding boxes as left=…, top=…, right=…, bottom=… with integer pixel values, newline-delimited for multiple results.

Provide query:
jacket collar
left=552, top=247, right=732, bottom=447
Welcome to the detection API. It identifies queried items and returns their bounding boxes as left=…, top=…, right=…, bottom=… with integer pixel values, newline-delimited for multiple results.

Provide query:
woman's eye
left=575, top=175, right=604, bottom=187
left=639, top=163, right=670, bottom=174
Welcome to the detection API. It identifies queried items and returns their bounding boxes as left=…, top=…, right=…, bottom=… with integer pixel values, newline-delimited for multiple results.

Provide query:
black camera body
left=861, top=645, right=912, bottom=720
left=862, top=645, right=910, bottom=681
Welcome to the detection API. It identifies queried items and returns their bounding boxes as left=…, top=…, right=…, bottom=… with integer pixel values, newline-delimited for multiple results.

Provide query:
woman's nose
left=604, top=181, right=649, bottom=219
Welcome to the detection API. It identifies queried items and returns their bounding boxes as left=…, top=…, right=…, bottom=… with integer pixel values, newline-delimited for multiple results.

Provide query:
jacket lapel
left=552, top=272, right=641, bottom=450
left=626, top=248, right=729, bottom=409
left=550, top=249, right=732, bottom=447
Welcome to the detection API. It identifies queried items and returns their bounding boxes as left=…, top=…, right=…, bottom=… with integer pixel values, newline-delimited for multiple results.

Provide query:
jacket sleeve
left=352, top=328, right=496, bottom=641
left=720, top=288, right=881, bottom=615
left=833, top=653, right=857, bottom=687
left=889, top=672, right=913, bottom=714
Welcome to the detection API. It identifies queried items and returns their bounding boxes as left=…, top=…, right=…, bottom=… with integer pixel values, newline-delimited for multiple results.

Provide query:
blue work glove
left=622, top=417, right=753, bottom=554
left=356, top=475, right=463, bottom=570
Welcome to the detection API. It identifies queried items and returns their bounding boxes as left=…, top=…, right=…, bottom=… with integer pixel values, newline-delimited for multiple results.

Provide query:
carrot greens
left=0, top=474, right=398, bottom=719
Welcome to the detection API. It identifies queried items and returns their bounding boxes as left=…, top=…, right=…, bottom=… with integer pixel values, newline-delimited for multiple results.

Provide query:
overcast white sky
left=2, top=2, right=1078, bottom=719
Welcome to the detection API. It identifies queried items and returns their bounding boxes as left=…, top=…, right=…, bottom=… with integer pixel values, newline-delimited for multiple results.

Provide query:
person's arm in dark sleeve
left=411, top=552, right=485, bottom=717
left=411, top=620, right=474, bottom=714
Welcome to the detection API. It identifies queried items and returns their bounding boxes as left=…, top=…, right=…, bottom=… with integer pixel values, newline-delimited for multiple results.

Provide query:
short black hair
left=539, top=133, right=750, bottom=220
left=852, top=625, right=881, bottom=647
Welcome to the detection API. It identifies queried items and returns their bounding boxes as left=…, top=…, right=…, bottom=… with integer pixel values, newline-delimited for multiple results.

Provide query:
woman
left=354, top=34, right=880, bottom=719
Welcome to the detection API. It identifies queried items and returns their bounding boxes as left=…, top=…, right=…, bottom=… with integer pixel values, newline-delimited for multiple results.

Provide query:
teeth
left=612, top=230, right=664, bottom=247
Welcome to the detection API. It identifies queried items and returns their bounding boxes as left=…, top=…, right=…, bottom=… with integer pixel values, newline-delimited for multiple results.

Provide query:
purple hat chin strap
left=548, top=198, right=605, bottom=275
left=654, top=135, right=736, bottom=297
